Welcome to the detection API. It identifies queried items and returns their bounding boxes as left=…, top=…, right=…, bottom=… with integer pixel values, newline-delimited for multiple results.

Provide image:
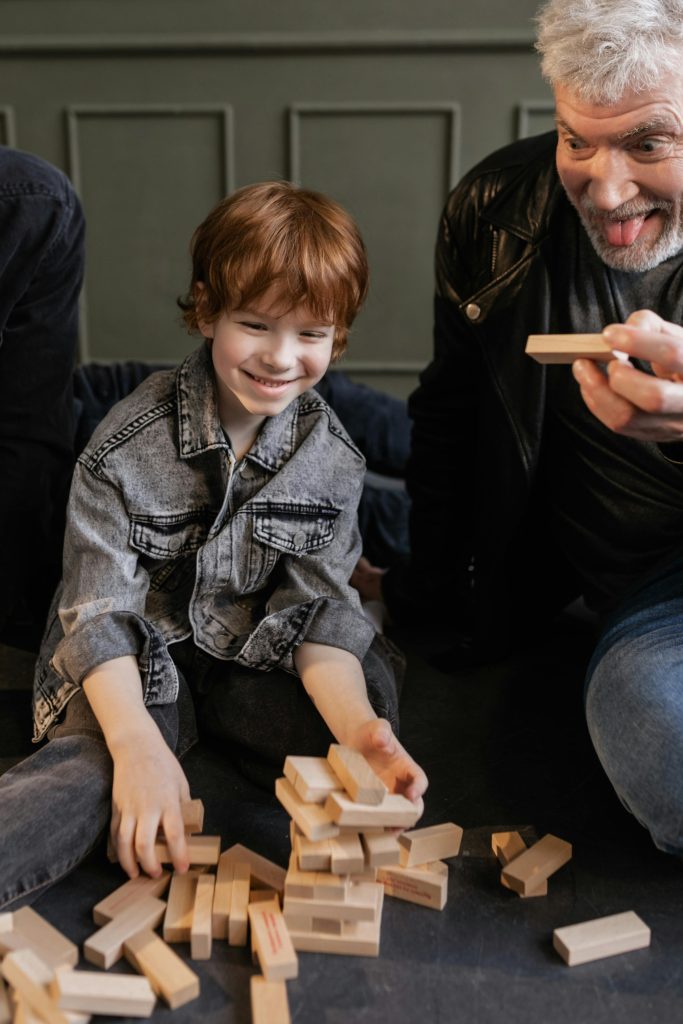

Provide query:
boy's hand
left=349, top=718, right=428, bottom=818
left=350, top=556, right=386, bottom=603
left=109, top=731, right=191, bottom=879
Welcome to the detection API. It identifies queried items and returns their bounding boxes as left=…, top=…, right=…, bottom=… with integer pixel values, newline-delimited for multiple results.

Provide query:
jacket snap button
left=293, top=531, right=307, bottom=548
left=214, top=634, right=232, bottom=650
left=465, top=302, right=481, bottom=321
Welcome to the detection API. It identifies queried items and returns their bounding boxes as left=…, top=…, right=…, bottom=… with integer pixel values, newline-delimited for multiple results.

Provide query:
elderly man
left=379, top=0, right=683, bottom=856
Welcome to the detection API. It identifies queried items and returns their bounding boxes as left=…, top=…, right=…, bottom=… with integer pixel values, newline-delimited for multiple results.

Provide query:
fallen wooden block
left=553, top=911, right=651, bottom=966
left=398, top=823, right=463, bottom=867
left=327, top=745, right=387, bottom=805
left=275, top=778, right=340, bottom=841
left=501, top=834, right=572, bottom=897
left=51, top=967, right=156, bottom=1018
left=248, top=904, right=298, bottom=981
left=361, top=832, right=402, bottom=868
left=93, top=873, right=171, bottom=925
left=163, top=871, right=201, bottom=943
left=123, top=929, right=199, bottom=1009
left=154, top=835, right=220, bottom=866
left=249, top=976, right=291, bottom=1024
left=190, top=873, right=214, bottom=960
left=492, top=832, right=548, bottom=898
left=286, top=915, right=381, bottom=957
left=377, top=863, right=448, bottom=910
left=525, top=333, right=617, bottom=364
left=216, top=844, right=286, bottom=894
left=6, top=908, right=79, bottom=970
left=283, top=756, right=342, bottom=804
left=1, top=950, right=68, bottom=1024
left=228, top=863, right=250, bottom=947
left=324, top=791, right=420, bottom=830
left=212, top=855, right=234, bottom=940
left=250, top=890, right=281, bottom=906
left=84, top=896, right=166, bottom=970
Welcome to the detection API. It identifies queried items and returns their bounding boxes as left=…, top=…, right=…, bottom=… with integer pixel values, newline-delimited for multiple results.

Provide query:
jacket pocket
left=129, top=509, right=212, bottom=559
left=251, top=502, right=340, bottom=555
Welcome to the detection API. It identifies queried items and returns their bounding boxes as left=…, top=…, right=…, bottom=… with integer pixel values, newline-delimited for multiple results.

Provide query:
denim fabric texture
left=33, top=342, right=376, bottom=739
left=0, top=146, right=85, bottom=645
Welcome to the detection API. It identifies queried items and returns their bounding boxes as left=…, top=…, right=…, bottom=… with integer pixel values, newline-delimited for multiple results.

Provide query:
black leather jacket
left=385, top=131, right=584, bottom=659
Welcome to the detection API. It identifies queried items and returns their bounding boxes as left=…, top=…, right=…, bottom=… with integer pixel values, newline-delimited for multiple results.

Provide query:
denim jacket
left=33, top=342, right=375, bottom=740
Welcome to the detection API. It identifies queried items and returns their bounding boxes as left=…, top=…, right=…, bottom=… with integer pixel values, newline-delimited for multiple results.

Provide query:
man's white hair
left=536, top=0, right=683, bottom=103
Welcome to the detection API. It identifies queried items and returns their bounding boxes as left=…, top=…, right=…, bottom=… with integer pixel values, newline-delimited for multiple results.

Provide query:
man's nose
left=586, top=149, right=639, bottom=211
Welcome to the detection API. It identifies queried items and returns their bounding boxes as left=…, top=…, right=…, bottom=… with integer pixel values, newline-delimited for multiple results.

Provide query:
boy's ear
left=194, top=282, right=213, bottom=339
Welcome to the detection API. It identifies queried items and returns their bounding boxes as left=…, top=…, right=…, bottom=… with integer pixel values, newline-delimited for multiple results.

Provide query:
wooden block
left=350, top=867, right=379, bottom=883
left=84, top=895, right=166, bottom=969
left=553, top=911, right=651, bottom=966
left=154, top=835, right=220, bottom=866
left=312, top=872, right=350, bottom=902
left=248, top=904, right=298, bottom=981
left=228, top=863, right=250, bottom=946
left=287, top=915, right=381, bottom=957
left=10, top=992, right=82, bottom=1024
left=163, top=871, right=200, bottom=943
left=525, top=334, right=617, bottom=364
left=327, top=745, right=387, bottom=805
left=284, top=853, right=317, bottom=899
left=492, top=832, right=548, bottom=898
left=1, top=950, right=68, bottom=1024
left=0, top=977, right=10, bottom=1024
left=51, top=967, right=156, bottom=1018
left=0, top=914, right=26, bottom=958
left=283, top=882, right=382, bottom=923
left=93, top=873, right=171, bottom=925
left=181, top=799, right=204, bottom=834
left=324, top=791, right=420, bottom=830
left=123, top=928, right=199, bottom=1009
left=10, top=909, right=78, bottom=971
left=377, top=864, right=448, bottom=910
left=283, top=756, right=342, bottom=804
left=275, top=778, right=340, bottom=841
left=328, top=833, right=364, bottom=875
left=249, top=976, right=291, bottom=1024
left=398, top=823, right=463, bottom=867
left=212, top=854, right=234, bottom=939
left=294, top=834, right=331, bottom=872
left=501, top=834, right=572, bottom=896
left=190, top=873, right=214, bottom=960
left=362, top=832, right=402, bottom=868
left=217, top=844, right=286, bottom=894
left=250, top=890, right=280, bottom=907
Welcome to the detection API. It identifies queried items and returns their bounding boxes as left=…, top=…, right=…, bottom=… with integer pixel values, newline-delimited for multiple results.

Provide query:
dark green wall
left=0, top=1, right=555, bottom=395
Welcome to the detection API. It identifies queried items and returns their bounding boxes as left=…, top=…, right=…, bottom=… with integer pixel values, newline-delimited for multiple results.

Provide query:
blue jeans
left=585, top=556, right=683, bottom=855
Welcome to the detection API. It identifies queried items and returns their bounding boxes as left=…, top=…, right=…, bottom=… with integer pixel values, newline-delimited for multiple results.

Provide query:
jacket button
left=214, top=634, right=232, bottom=650
left=465, top=302, right=481, bottom=321
left=293, top=531, right=307, bottom=548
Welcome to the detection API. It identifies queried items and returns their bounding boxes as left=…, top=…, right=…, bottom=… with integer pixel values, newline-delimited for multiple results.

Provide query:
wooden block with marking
left=250, top=976, right=291, bottom=1024
left=362, top=832, right=401, bottom=868
left=398, top=822, right=463, bottom=867
left=501, top=834, right=572, bottom=896
left=154, top=835, right=220, bottom=866
left=93, top=873, right=171, bottom=925
left=276, top=778, right=340, bottom=841
left=283, top=756, right=342, bottom=804
left=287, top=915, right=381, bottom=957
left=123, top=929, right=199, bottom=1009
left=327, top=745, right=387, bottom=805
left=525, top=334, right=617, bottom=364
left=228, top=863, right=250, bottom=946
left=283, top=882, right=382, bottom=923
left=84, top=896, right=166, bottom=969
left=1, top=950, right=68, bottom=1024
left=553, top=911, right=651, bottom=966
left=163, top=871, right=201, bottom=943
left=8, top=908, right=78, bottom=970
left=378, top=863, right=448, bottom=910
left=248, top=904, right=298, bottom=981
left=324, top=790, right=420, bottom=830
left=329, top=833, right=364, bottom=875
left=51, top=967, right=156, bottom=1018
left=190, top=873, right=214, bottom=960
left=294, top=834, right=332, bottom=872
left=492, top=832, right=548, bottom=898
left=216, top=844, right=286, bottom=894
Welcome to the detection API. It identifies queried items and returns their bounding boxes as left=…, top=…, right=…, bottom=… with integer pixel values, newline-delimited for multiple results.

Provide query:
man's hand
left=573, top=310, right=683, bottom=441
left=348, top=718, right=428, bottom=817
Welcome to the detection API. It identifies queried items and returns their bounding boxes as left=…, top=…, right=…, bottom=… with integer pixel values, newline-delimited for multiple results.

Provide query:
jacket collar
left=480, top=132, right=565, bottom=244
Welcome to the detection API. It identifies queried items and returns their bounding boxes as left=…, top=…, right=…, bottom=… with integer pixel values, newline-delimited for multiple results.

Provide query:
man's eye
left=635, top=137, right=667, bottom=154
left=565, top=137, right=586, bottom=151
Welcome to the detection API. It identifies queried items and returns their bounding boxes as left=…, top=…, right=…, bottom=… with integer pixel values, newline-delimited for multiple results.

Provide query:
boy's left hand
left=350, top=718, right=428, bottom=818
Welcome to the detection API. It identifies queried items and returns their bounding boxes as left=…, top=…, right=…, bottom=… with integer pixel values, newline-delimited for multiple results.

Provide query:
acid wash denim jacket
left=32, top=342, right=375, bottom=741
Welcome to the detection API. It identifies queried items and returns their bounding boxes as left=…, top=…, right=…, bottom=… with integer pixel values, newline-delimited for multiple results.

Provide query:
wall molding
left=337, top=360, right=425, bottom=374
left=0, top=106, right=17, bottom=147
left=517, top=99, right=555, bottom=138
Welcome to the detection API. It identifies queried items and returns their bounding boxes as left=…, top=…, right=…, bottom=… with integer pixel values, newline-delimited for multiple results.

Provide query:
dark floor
left=2, top=616, right=682, bottom=1023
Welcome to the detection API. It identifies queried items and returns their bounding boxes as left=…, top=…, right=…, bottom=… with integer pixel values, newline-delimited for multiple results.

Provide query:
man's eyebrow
left=555, top=116, right=583, bottom=139
left=614, top=119, right=680, bottom=142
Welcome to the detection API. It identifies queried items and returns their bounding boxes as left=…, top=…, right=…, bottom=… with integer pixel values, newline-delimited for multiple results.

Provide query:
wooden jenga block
left=492, top=832, right=548, bottom=898
left=212, top=854, right=233, bottom=939
left=284, top=854, right=317, bottom=899
left=11, top=991, right=83, bottom=1024
left=1, top=950, right=68, bottom=1024
left=217, top=844, right=287, bottom=893
left=249, top=976, right=291, bottom=1024
left=328, top=833, right=364, bottom=875
left=525, top=333, right=616, bottom=364
left=283, top=882, right=382, bottom=923
left=181, top=799, right=204, bottom=834
left=0, top=914, right=26, bottom=958
left=377, top=863, right=448, bottom=910
left=327, top=745, right=387, bottom=805
left=501, top=834, right=572, bottom=896
left=51, top=967, right=156, bottom=1018
left=163, top=871, right=200, bottom=943
left=154, top=835, right=220, bottom=866
left=275, top=778, right=340, bottom=841
left=294, top=834, right=332, bottom=872
left=84, top=896, right=166, bottom=969
left=553, top=911, right=651, bottom=966
left=350, top=867, right=379, bottom=883
left=0, top=977, right=9, bottom=1024
left=398, top=823, right=463, bottom=867
left=190, top=873, right=214, bottom=960
left=9, top=909, right=78, bottom=971
left=123, top=928, right=199, bottom=1009
left=228, top=863, right=250, bottom=946
left=250, top=890, right=280, bottom=907
left=283, top=756, right=342, bottom=804
left=362, top=832, right=401, bottom=868
left=287, top=915, right=381, bottom=957
left=324, top=791, right=420, bottom=829
left=248, top=904, right=298, bottom=981
left=312, top=872, right=350, bottom=902
left=92, top=873, right=171, bottom=925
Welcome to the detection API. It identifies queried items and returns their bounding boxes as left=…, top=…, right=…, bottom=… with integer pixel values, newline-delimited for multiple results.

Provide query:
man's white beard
left=574, top=194, right=683, bottom=272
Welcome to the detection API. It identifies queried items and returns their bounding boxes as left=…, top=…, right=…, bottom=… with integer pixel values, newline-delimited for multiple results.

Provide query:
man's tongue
left=605, top=214, right=647, bottom=246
